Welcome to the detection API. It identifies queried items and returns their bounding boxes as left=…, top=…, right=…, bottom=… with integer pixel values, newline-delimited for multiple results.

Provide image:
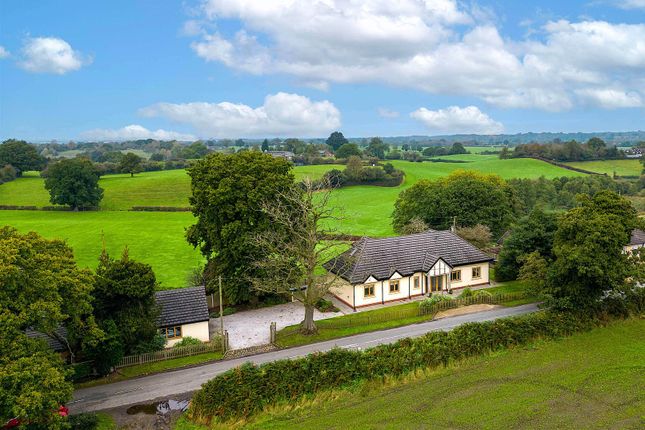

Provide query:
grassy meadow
left=0, top=156, right=582, bottom=287
left=564, top=159, right=642, bottom=176
left=238, top=317, right=645, bottom=430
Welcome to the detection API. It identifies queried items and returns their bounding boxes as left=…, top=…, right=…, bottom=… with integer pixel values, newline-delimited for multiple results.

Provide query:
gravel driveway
left=209, top=301, right=343, bottom=349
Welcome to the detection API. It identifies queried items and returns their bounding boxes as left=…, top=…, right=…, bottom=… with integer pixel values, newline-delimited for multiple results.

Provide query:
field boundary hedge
left=129, top=206, right=192, bottom=212
left=0, top=205, right=97, bottom=211
left=528, top=156, right=607, bottom=175
left=190, top=288, right=644, bottom=423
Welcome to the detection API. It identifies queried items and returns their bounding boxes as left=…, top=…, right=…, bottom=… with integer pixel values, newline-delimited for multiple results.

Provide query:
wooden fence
left=115, top=337, right=225, bottom=369
left=275, top=292, right=527, bottom=340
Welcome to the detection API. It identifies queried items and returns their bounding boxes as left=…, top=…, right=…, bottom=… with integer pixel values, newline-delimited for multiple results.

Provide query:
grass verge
left=75, top=351, right=223, bottom=389
left=178, top=317, right=645, bottom=429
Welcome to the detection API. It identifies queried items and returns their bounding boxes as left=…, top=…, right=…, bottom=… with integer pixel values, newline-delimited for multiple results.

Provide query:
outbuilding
left=155, top=286, right=210, bottom=347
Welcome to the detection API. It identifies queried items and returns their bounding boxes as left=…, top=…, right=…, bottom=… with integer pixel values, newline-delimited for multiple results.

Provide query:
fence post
left=270, top=322, right=276, bottom=344
left=224, top=330, right=229, bottom=352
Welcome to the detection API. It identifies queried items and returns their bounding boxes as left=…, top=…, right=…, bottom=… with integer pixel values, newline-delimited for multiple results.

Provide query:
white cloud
left=19, top=37, right=90, bottom=74
left=410, top=106, right=504, bottom=134
left=575, top=88, right=643, bottom=108
left=377, top=108, right=400, bottom=118
left=187, top=1, right=645, bottom=111
left=0, top=46, right=9, bottom=59
left=139, top=92, right=341, bottom=138
left=81, top=125, right=195, bottom=141
left=615, top=0, right=645, bottom=9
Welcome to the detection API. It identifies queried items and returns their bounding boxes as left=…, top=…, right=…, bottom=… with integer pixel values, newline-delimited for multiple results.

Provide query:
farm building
left=325, top=230, right=494, bottom=310
left=155, top=286, right=210, bottom=347
left=624, top=229, right=645, bottom=253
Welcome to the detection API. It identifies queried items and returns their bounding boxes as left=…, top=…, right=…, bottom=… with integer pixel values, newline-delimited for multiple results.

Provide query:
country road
left=71, top=303, right=539, bottom=413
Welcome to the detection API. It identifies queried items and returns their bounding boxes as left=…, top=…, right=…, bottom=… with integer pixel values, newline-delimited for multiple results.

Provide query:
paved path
left=71, top=303, right=538, bottom=413
left=210, top=301, right=344, bottom=349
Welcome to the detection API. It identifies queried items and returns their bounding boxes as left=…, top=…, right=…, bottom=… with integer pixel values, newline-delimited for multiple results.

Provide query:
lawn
left=564, top=159, right=642, bottom=176
left=276, top=281, right=534, bottom=348
left=0, top=210, right=202, bottom=288
left=242, top=318, right=645, bottom=429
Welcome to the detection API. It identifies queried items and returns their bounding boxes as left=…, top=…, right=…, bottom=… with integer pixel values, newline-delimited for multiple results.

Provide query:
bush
left=474, top=289, right=493, bottom=299
left=68, top=412, right=99, bottom=430
left=173, top=336, right=203, bottom=348
left=460, top=288, right=474, bottom=298
left=418, top=294, right=453, bottom=312
left=315, top=298, right=339, bottom=313
left=192, top=308, right=619, bottom=422
left=210, top=307, right=237, bottom=318
left=0, top=164, right=17, bottom=184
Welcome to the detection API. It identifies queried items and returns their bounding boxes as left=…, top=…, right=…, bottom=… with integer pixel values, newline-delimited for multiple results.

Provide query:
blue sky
left=1, top=0, right=644, bottom=141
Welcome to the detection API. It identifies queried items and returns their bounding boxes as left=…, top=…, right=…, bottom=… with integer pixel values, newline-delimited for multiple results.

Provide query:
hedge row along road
left=70, top=303, right=538, bottom=413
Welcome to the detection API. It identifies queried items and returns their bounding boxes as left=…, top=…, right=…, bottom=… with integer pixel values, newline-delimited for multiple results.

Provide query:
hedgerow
left=191, top=289, right=643, bottom=422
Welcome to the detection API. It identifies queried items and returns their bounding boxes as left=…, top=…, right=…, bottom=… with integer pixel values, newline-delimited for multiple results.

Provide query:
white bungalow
left=155, top=286, right=210, bottom=347
left=325, top=230, right=494, bottom=310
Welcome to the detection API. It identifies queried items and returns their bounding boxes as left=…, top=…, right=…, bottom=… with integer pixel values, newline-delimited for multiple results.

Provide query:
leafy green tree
left=393, top=171, right=518, bottom=237
left=495, top=209, right=558, bottom=281
left=343, top=155, right=364, bottom=182
left=334, top=143, right=362, bottom=159
left=261, top=139, right=270, bottom=152
left=0, top=226, right=101, bottom=361
left=44, top=158, right=103, bottom=210
left=365, top=137, right=388, bottom=159
left=0, top=139, right=46, bottom=175
left=187, top=152, right=296, bottom=303
left=544, top=191, right=639, bottom=309
left=0, top=313, right=73, bottom=430
left=450, top=142, right=468, bottom=154
left=93, top=248, right=160, bottom=354
left=182, top=141, right=210, bottom=159
left=326, top=131, right=349, bottom=152
left=118, top=152, right=143, bottom=177
left=456, top=224, right=492, bottom=249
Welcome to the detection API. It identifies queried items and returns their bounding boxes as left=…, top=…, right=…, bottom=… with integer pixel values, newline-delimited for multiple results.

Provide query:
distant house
left=325, top=230, right=494, bottom=310
left=624, top=229, right=645, bottom=253
left=155, top=286, right=210, bottom=347
left=267, top=150, right=295, bottom=161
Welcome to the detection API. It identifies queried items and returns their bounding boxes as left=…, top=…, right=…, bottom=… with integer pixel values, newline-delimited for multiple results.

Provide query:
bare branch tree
left=250, top=178, right=350, bottom=334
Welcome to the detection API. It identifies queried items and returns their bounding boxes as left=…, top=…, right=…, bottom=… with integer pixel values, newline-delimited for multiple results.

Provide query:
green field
left=240, top=318, right=645, bottom=430
left=0, top=157, right=582, bottom=287
left=0, top=210, right=201, bottom=288
left=564, top=159, right=642, bottom=176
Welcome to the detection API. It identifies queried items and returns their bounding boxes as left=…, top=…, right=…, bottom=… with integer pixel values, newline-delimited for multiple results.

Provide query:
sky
left=0, top=0, right=644, bottom=141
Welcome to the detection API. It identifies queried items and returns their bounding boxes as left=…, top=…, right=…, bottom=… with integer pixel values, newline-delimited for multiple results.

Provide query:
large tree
left=0, top=227, right=100, bottom=428
left=187, top=151, right=296, bottom=303
left=44, top=158, right=103, bottom=210
left=326, top=131, right=349, bottom=152
left=251, top=179, right=347, bottom=334
left=0, top=226, right=100, bottom=361
left=118, top=152, right=143, bottom=177
left=495, top=209, right=558, bottom=281
left=93, top=248, right=161, bottom=355
left=544, top=191, right=639, bottom=309
left=334, top=143, right=362, bottom=159
left=0, top=139, right=46, bottom=175
left=392, top=171, right=518, bottom=237
left=364, top=137, right=388, bottom=159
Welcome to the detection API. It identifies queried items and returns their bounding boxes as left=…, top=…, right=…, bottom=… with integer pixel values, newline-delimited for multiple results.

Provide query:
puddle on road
left=126, top=399, right=189, bottom=415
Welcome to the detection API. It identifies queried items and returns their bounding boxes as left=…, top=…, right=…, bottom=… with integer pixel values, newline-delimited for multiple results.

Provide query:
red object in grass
left=2, top=418, right=20, bottom=429
left=58, top=405, right=69, bottom=417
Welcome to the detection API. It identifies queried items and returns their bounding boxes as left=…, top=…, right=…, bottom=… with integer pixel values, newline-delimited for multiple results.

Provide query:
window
left=450, top=270, right=461, bottom=282
left=472, top=266, right=481, bottom=279
left=160, top=326, right=182, bottom=339
left=413, top=276, right=420, bottom=289
left=389, top=279, right=400, bottom=293
left=364, top=284, right=375, bottom=298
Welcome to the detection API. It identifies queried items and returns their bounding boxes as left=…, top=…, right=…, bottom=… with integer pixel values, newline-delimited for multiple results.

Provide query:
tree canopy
left=0, top=139, right=46, bottom=175
left=187, top=151, right=296, bottom=303
left=544, top=191, right=639, bottom=309
left=364, top=137, right=388, bottom=159
left=326, top=131, right=349, bottom=152
left=93, top=248, right=160, bottom=355
left=44, top=158, right=104, bottom=209
left=334, top=143, right=362, bottom=159
left=118, top=152, right=143, bottom=177
left=392, top=171, right=518, bottom=237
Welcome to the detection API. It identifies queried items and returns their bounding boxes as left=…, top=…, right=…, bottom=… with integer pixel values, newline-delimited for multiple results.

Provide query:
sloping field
left=564, top=159, right=642, bottom=177
left=243, top=318, right=645, bottom=430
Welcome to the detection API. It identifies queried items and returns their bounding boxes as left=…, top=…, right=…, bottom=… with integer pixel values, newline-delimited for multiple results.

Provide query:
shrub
left=209, top=307, right=237, bottom=318
left=474, top=289, right=493, bottom=299
left=418, top=294, right=453, bottom=312
left=174, top=337, right=203, bottom=348
left=192, top=309, right=617, bottom=422
left=460, top=288, right=474, bottom=298
left=315, top=298, right=339, bottom=313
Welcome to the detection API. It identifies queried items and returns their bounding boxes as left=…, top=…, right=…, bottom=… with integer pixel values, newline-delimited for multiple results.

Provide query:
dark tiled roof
left=26, top=326, right=68, bottom=352
left=629, top=229, right=645, bottom=246
left=155, top=286, right=209, bottom=327
left=325, top=230, right=493, bottom=284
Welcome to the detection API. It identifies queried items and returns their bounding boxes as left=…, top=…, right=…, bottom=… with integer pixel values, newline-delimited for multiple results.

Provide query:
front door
left=430, top=275, right=443, bottom=292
